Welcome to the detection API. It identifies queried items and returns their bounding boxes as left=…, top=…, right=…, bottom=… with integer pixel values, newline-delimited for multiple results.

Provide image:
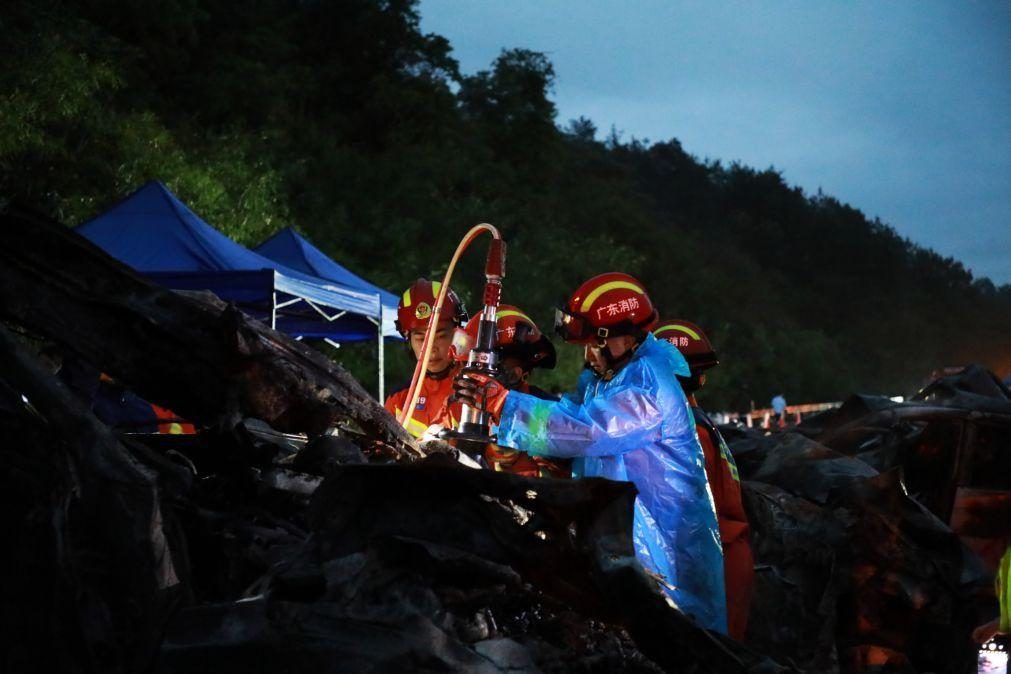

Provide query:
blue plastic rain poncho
left=496, top=334, right=728, bottom=633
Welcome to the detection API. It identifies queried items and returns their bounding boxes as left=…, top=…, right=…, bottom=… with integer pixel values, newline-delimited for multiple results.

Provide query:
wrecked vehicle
left=0, top=206, right=778, bottom=673
left=1, top=204, right=1003, bottom=672
left=723, top=365, right=1011, bottom=671
left=806, top=365, right=1011, bottom=576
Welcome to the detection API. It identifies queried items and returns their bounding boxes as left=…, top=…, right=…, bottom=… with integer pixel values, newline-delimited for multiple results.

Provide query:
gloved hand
left=453, top=369, right=509, bottom=422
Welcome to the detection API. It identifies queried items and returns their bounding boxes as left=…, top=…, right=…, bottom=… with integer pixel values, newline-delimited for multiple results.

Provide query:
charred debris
left=1, top=207, right=1007, bottom=673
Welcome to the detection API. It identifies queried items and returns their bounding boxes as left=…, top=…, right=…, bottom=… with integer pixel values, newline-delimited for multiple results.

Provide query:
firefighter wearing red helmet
left=384, top=278, right=468, bottom=439
left=654, top=319, right=754, bottom=641
left=553, top=272, right=659, bottom=378
left=454, top=272, right=727, bottom=633
left=459, top=305, right=569, bottom=478
left=463, top=305, right=557, bottom=393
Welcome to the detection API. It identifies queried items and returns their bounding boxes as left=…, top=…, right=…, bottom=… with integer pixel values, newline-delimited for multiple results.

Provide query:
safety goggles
left=554, top=307, right=609, bottom=344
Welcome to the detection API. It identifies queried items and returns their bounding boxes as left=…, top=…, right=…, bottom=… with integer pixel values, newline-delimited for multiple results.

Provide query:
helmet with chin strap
left=395, top=278, right=468, bottom=337
left=554, top=272, right=658, bottom=346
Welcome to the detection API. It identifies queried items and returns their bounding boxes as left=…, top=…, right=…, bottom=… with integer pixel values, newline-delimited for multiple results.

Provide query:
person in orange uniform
left=654, top=319, right=754, bottom=641
left=384, top=278, right=468, bottom=439
left=460, top=305, right=569, bottom=477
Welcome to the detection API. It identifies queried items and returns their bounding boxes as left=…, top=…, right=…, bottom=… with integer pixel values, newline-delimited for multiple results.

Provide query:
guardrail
left=712, top=401, right=843, bottom=429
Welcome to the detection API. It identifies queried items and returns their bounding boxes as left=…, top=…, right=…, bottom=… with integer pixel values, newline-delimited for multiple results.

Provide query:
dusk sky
left=420, top=1, right=1010, bottom=285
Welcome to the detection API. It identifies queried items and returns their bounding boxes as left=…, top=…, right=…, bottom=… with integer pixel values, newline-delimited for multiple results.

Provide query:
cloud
left=420, top=0, right=1011, bottom=283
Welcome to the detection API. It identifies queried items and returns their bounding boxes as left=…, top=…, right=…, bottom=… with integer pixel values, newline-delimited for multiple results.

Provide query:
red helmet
left=653, top=319, right=719, bottom=372
left=554, top=272, right=658, bottom=344
left=395, top=278, right=468, bottom=336
left=463, top=305, right=556, bottom=370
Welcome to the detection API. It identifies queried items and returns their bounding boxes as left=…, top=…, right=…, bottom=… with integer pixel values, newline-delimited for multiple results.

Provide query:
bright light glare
left=978, top=646, right=1007, bottom=674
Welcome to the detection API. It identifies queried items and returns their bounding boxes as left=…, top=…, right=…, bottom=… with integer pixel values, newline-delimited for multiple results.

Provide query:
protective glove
left=452, top=369, right=509, bottom=422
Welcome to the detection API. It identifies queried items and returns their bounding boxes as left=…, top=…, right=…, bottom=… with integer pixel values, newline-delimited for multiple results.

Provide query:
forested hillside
left=4, top=0, right=1009, bottom=409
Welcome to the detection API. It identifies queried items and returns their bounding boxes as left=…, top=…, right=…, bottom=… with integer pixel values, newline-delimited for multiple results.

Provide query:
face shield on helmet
left=555, top=272, right=658, bottom=346
left=554, top=306, right=599, bottom=344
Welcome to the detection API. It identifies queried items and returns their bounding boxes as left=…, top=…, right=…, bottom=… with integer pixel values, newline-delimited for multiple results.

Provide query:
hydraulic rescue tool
left=396, top=224, right=505, bottom=454
left=441, top=237, right=505, bottom=448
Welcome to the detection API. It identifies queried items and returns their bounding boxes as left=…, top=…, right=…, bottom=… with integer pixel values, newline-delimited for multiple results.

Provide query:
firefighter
left=459, top=304, right=569, bottom=477
left=454, top=273, right=727, bottom=633
left=384, top=278, right=468, bottom=439
left=654, top=319, right=754, bottom=641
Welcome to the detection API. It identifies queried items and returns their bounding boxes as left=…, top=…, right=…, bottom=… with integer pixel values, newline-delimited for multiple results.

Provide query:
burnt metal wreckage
left=726, top=365, right=1011, bottom=672
left=0, top=205, right=1006, bottom=673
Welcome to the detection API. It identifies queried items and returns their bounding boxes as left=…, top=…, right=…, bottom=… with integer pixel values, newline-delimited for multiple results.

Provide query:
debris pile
left=0, top=208, right=773, bottom=673
left=725, top=365, right=1011, bottom=671
left=2, top=206, right=1003, bottom=672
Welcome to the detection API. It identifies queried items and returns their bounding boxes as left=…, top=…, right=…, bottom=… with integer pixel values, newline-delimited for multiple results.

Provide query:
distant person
left=654, top=319, right=754, bottom=641
left=384, top=278, right=468, bottom=439
left=771, top=393, right=787, bottom=427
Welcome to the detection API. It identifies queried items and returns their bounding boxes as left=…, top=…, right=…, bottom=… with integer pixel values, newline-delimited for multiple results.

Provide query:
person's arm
left=496, top=381, right=665, bottom=459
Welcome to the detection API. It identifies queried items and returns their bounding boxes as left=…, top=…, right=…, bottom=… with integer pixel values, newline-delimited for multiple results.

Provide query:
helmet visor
left=554, top=307, right=592, bottom=343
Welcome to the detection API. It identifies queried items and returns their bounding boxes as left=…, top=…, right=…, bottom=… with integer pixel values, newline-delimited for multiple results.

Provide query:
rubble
left=0, top=207, right=778, bottom=673
left=0, top=204, right=417, bottom=454
left=2, top=204, right=1004, bottom=672
left=725, top=365, right=1011, bottom=671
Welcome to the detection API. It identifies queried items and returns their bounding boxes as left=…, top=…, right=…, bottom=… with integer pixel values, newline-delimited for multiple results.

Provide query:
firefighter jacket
left=690, top=397, right=753, bottom=641
left=384, top=365, right=460, bottom=439
left=495, top=333, right=728, bottom=633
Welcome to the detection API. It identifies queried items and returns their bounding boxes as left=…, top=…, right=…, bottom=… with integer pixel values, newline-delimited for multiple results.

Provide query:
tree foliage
left=3, top=0, right=1009, bottom=408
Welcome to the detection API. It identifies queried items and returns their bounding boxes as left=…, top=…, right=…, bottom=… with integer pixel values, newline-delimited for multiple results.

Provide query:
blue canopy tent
left=254, top=227, right=401, bottom=400
left=75, top=181, right=396, bottom=398
left=254, top=227, right=399, bottom=336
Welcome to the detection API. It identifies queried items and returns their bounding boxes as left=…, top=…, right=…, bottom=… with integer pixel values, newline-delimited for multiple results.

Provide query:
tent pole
left=377, top=294, right=385, bottom=403
left=271, top=291, right=277, bottom=330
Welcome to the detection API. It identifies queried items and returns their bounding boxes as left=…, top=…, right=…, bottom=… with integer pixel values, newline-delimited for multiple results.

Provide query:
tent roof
left=255, top=227, right=399, bottom=336
left=75, top=181, right=395, bottom=339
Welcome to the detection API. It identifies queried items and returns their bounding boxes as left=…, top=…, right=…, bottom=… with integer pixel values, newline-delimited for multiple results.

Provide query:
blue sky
left=420, top=1, right=1010, bottom=285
